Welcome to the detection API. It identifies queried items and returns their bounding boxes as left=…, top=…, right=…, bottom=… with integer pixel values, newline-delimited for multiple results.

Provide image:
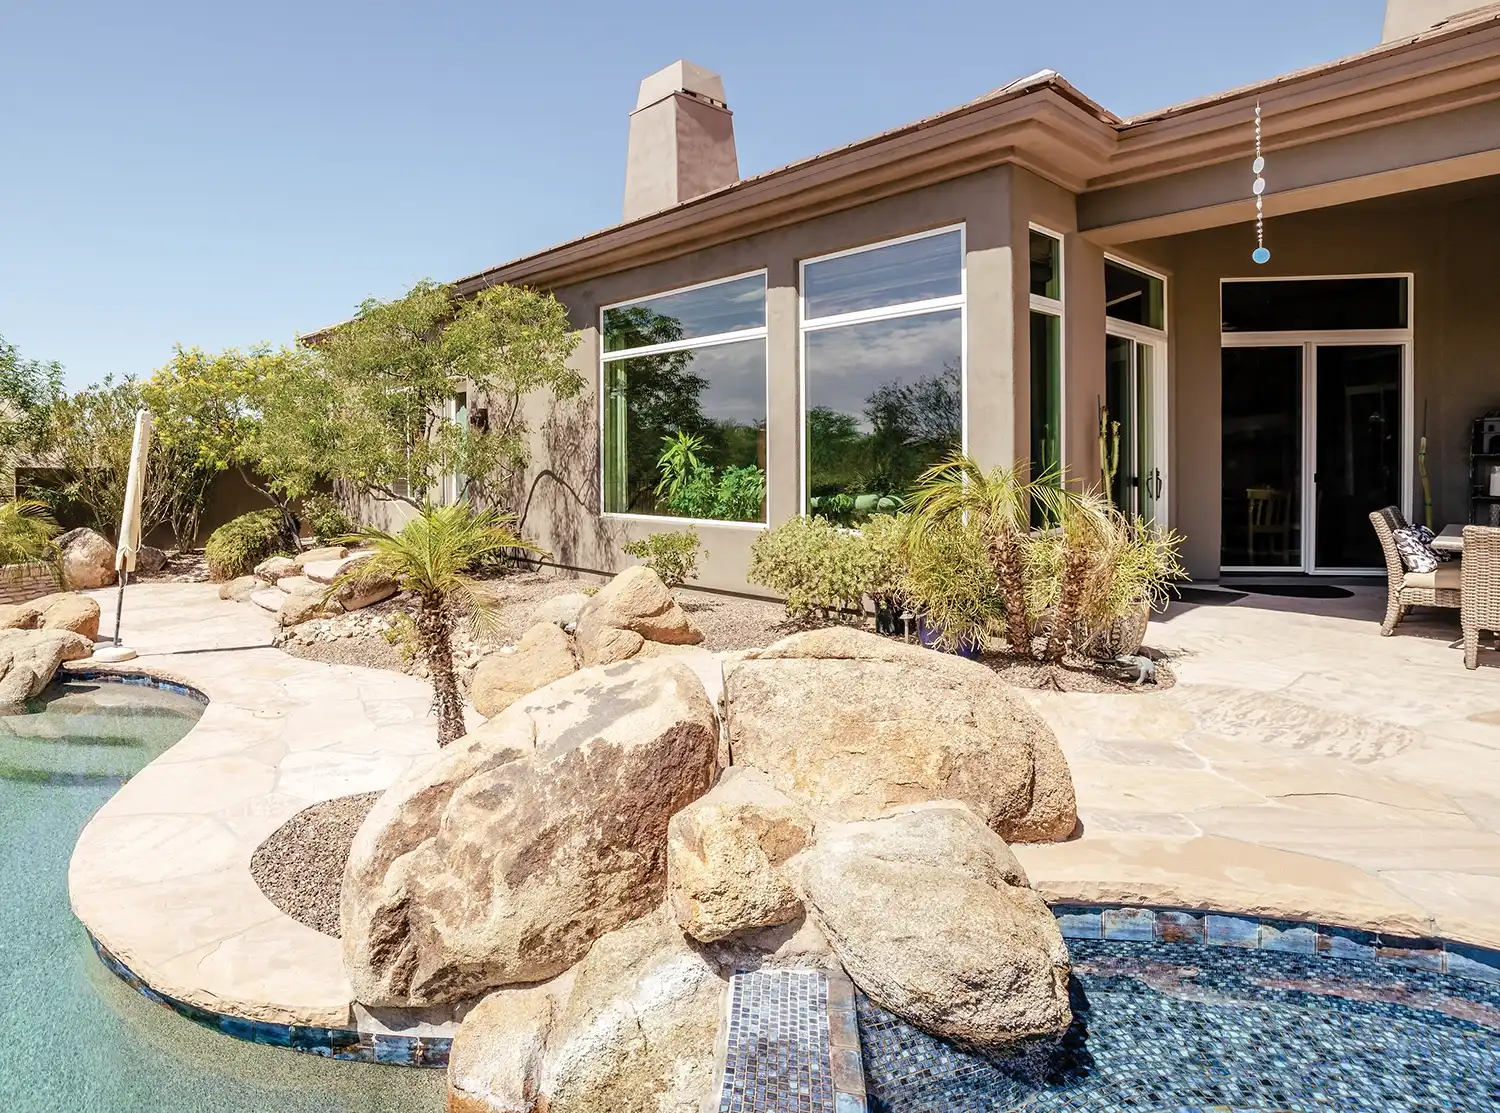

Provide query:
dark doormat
left=1235, top=584, right=1355, bottom=599
left=1170, top=585, right=1248, bottom=605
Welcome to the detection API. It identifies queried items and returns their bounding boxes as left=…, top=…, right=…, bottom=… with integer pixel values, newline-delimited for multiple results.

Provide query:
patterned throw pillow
left=1413, top=525, right=1454, bottom=562
left=1392, top=527, right=1438, bottom=573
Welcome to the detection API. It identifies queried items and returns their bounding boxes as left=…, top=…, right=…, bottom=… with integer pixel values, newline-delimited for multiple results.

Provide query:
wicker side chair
left=1369, top=508, right=1462, bottom=636
left=1462, top=526, right=1500, bottom=669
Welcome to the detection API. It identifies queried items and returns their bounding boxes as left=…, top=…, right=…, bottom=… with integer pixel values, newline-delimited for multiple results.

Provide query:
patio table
left=1433, top=524, right=1466, bottom=553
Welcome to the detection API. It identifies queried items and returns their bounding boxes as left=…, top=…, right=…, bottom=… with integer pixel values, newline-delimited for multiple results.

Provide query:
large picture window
left=601, top=273, right=768, bottom=523
left=801, top=227, right=964, bottom=522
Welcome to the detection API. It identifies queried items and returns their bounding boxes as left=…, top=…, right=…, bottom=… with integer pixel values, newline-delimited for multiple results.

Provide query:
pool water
left=0, top=678, right=443, bottom=1113
left=858, top=938, right=1500, bottom=1113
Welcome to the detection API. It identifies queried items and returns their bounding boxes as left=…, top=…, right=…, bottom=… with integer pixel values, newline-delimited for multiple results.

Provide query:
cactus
left=1099, top=404, right=1121, bottom=506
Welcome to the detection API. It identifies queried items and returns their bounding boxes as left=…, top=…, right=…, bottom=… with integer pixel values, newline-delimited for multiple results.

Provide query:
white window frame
left=1104, top=253, right=1170, bottom=526
left=598, top=268, right=770, bottom=529
left=1219, top=272, right=1414, bottom=576
left=1027, top=224, right=1066, bottom=475
left=798, top=224, right=968, bottom=515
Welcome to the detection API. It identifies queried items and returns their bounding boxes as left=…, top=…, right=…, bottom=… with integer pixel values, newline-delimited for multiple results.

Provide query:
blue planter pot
left=916, top=617, right=984, bottom=660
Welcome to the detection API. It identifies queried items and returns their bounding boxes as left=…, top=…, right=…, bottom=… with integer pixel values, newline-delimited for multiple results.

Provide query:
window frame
left=797, top=224, right=968, bottom=516
left=1104, top=253, right=1170, bottom=525
left=598, top=267, right=771, bottom=529
left=1027, top=223, right=1066, bottom=478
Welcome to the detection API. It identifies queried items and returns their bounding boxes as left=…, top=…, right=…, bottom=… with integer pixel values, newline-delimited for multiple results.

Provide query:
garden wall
left=0, top=562, right=62, bottom=606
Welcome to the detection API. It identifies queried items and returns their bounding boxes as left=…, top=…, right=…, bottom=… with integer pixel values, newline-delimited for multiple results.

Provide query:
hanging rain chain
left=1252, top=101, right=1270, bottom=265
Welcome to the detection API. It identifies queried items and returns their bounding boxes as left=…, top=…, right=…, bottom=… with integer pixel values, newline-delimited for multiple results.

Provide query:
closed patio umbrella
left=100, top=409, right=152, bottom=660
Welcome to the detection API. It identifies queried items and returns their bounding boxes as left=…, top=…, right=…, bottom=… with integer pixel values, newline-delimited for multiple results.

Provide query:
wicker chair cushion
left=1413, top=525, right=1455, bottom=562
left=1392, top=527, right=1440, bottom=573
left=1404, top=560, right=1462, bottom=590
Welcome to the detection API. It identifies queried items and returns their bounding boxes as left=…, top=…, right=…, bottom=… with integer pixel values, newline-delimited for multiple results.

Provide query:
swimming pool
left=0, top=676, right=442, bottom=1113
left=857, top=935, right=1500, bottom=1112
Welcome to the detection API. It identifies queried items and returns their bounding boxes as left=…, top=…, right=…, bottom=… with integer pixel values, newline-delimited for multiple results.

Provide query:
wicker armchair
left=1369, top=508, right=1462, bottom=636
left=1462, top=526, right=1500, bottom=669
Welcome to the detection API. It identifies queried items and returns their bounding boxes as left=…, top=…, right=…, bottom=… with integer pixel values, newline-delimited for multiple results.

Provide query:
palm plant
left=0, top=500, right=62, bottom=584
left=334, top=502, right=545, bottom=746
left=905, top=455, right=1041, bottom=656
left=1029, top=485, right=1115, bottom=663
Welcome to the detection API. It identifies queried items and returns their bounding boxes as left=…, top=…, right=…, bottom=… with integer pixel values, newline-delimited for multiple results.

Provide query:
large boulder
left=795, top=803, right=1072, bottom=1053
left=136, top=544, right=168, bottom=575
left=295, top=544, right=349, bottom=567
left=667, top=767, right=813, bottom=943
left=0, top=628, right=94, bottom=711
left=217, top=575, right=259, bottom=602
left=448, top=913, right=725, bottom=1113
left=724, top=628, right=1076, bottom=843
left=471, top=622, right=578, bottom=718
left=574, top=567, right=702, bottom=667
left=253, top=555, right=299, bottom=583
left=57, top=528, right=116, bottom=590
left=0, top=591, right=101, bottom=640
left=342, top=658, right=720, bottom=1007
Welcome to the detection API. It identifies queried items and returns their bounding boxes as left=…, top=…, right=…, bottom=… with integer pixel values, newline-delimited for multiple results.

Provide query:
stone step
left=250, top=588, right=290, bottom=613
left=303, top=553, right=371, bottom=585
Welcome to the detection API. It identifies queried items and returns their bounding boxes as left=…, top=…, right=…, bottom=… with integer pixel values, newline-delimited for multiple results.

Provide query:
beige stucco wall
left=510, top=166, right=1022, bottom=594
left=1143, top=183, right=1500, bottom=580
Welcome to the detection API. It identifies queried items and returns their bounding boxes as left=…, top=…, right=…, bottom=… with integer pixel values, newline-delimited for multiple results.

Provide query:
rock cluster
left=0, top=591, right=102, bottom=641
left=339, top=611, right=1080, bottom=1113
left=220, top=546, right=398, bottom=627
left=468, top=567, right=705, bottom=718
left=0, top=627, right=94, bottom=711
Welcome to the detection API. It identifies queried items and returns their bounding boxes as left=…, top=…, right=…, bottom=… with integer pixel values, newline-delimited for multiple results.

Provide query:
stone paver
left=1014, top=588, right=1500, bottom=950
left=67, top=583, right=447, bottom=1027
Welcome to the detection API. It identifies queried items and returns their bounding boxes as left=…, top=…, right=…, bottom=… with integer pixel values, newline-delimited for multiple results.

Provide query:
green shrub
left=623, top=529, right=704, bottom=589
left=300, top=493, right=354, bottom=541
left=899, top=516, right=1000, bottom=652
left=749, top=514, right=904, bottom=623
left=0, top=499, right=61, bottom=573
left=654, top=433, right=766, bottom=522
left=205, top=509, right=292, bottom=580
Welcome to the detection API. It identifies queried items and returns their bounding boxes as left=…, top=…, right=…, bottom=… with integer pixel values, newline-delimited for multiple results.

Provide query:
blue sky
left=2, top=0, right=1385, bottom=390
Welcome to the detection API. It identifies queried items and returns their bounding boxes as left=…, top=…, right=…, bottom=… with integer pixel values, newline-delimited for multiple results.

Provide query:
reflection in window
left=602, top=275, right=768, bottom=522
left=803, top=230, right=963, bottom=320
left=802, top=229, right=964, bottom=523
left=1105, top=259, right=1165, bottom=330
left=1030, top=230, right=1061, bottom=300
left=1030, top=311, right=1062, bottom=481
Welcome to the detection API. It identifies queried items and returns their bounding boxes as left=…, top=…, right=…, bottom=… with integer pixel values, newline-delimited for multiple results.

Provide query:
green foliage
left=1070, top=517, right=1186, bottom=658
left=748, top=515, right=900, bottom=623
left=45, top=375, right=218, bottom=546
left=204, top=509, right=293, bottom=581
left=622, top=530, right=704, bottom=589
left=898, top=515, right=999, bottom=652
left=0, top=335, right=63, bottom=476
left=313, top=281, right=582, bottom=508
left=0, top=500, right=61, bottom=575
left=653, top=434, right=765, bottom=522
left=299, top=493, right=354, bottom=541
left=339, top=502, right=547, bottom=745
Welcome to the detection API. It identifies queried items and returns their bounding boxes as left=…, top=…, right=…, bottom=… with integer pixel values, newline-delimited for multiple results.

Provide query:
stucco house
left=383, top=0, right=1500, bottom=592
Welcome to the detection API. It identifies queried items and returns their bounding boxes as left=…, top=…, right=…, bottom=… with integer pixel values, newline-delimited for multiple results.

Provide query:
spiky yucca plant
left=905, top=455, right=1043, bottom=656
left=334, top=502, right=544, bottom=746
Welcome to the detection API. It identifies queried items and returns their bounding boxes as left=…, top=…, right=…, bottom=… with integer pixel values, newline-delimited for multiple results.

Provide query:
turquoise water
left=0, top=679, right=443, bottom=1113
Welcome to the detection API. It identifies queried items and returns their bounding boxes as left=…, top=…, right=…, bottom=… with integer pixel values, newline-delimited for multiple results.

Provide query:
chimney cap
left=635, top=60, right=727, bottom=111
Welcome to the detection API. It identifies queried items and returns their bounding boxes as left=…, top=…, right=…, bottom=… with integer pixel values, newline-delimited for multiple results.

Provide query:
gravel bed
left=249, top=792, right=380, bottom=937
left=980, top=651, right=1176, bottom=693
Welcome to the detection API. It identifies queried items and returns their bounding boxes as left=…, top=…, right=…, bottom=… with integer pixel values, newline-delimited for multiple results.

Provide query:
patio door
left=1220, top=341, right=1407, bottom=573
left=1104, top=331, right=1167, bottom=524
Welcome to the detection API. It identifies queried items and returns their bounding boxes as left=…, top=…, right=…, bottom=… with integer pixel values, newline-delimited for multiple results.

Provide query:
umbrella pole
left=113, top=571, right=128, bottom=646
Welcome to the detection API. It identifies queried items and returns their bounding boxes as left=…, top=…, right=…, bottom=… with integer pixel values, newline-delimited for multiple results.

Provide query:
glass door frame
left=1104, top=321, right=1169, bottom=526
left=1220, top=328, right=1413, bottom=575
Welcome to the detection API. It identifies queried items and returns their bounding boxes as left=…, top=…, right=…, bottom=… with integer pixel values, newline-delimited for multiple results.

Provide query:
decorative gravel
left=249, top=792, right=380, bottom=938
left=981, top=650, right=1177, bottom=693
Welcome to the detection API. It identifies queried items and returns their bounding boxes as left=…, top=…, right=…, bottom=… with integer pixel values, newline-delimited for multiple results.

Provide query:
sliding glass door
left=1220, top=341, right=1406, bottom=573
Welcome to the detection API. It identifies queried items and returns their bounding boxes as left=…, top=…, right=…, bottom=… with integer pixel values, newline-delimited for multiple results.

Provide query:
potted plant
left=898, top=515, right=998, bottom=659
left=1071, top=516, right=1186, bottom=660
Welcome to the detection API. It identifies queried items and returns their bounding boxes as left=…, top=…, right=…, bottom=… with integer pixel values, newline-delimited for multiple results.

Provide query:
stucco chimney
left=623, top=61, right=739, bottom=222
left=1383, top=0, right=1492, bottom=39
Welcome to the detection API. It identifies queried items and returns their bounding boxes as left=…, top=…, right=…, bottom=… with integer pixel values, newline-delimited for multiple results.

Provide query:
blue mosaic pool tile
left=1102, top=907, right=1155, bottom=941
left=1153, top=910, right=1205, bottom=944
left=1377, top=935, right=1446, bottom=973
left=1205, top=913, right=1260, bottom=948
left=1052, top=906, right=1102, bottom=940
left=1317, top=924, right=1378, bottom=962
left=1257, top=918, right=1319, bottom=954
left=1448, top=942, right=1500, bottom=984
left=717, top=969, right=837, bottom=1113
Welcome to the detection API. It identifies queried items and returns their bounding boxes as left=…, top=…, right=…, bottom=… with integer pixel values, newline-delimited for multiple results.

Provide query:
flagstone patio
left=1015, top=586, right=1500, bottom=950
left=63, top=581, right=1500, bottom=1035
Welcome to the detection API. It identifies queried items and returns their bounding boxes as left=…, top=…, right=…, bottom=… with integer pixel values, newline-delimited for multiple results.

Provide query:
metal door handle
left=1152, top=469, right=1163, bottom=499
